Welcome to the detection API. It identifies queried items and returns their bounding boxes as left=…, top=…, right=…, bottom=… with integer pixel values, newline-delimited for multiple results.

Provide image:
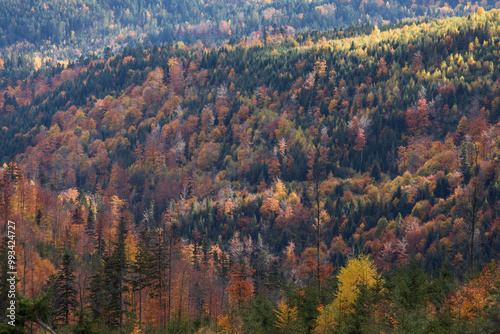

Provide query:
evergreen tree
left=148, top=227, right=168, bottom=329
left=106, top=217, right=128, bottom=329
left=391, top=260, right=429, bottom=332
left=85, top=205, right=96, bottom=239
left=131, top=230, right=152, bottom=328
left=52, top=253, right=78, bottom=326
left=434, top=177, right=451, bottom=199
left=88, top=217, right=128, bottom=330
left=36, top=209, right=42, bottom=226
left=88, top=265, right=106, bottom=321
left=370, top=162, right=382, bottom=181
left=243, top=294, right=276, bottom=334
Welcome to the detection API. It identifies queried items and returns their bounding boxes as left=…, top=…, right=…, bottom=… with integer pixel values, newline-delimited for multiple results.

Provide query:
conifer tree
left=131, top=230, right=152, bottom=328
left=106, top=217, right=128, bottom=329
left=52, top=253, right=78, bottom=326
left=88, top=217, right=128, bottom=329
left=85, top=205, right=96, bottom=242
left=149, top=227, right=167, bottom=329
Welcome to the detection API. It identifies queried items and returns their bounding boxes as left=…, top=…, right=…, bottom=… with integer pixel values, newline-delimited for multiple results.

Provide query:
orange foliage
left=448, top=263, right=500, bottom=321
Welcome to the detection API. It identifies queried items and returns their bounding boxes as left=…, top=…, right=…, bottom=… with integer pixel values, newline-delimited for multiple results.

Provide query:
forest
left=0, top=0, right=499, bottom=77
left=1, top=5, right=500, bottom=334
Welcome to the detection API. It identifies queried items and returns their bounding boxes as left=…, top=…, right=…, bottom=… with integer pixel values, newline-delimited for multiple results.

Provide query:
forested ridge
left=0, top=0, right=499, bottom=74
left=2, top=7, right=500, bottom=334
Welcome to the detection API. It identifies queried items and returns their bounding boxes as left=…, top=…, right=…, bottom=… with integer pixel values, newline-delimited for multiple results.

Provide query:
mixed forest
left=1, top=0, right=499, bottom=81
left=2, top=5, right=500, bottom=334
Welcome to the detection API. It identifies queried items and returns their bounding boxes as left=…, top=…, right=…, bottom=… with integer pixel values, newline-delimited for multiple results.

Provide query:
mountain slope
left=1, top=9, right=500, bottom=333
left=0, top=0, right=497, bottom=63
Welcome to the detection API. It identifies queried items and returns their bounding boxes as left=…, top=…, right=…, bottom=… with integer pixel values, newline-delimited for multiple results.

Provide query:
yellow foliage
left=33, top=56, right=42, bottom=71
left=274, top=178, right=287, bottom=200
left=275, top=299, right=299, bottom=330
left=216, top=315, right=231, bottom=333
left=125, top=234, right=138, bottom=263
left=314, top=255, right=382, bottom=333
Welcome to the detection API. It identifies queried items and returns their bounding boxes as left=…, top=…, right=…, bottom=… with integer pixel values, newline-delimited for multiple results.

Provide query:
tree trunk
left=36, top=319, right=57, bottom=334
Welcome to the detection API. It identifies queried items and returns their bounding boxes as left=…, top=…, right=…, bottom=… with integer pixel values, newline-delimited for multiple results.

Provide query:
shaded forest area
left=1, top=7, right=500, bottom=334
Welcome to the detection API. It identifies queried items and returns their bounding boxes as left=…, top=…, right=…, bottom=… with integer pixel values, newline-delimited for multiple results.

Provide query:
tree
left=52, top=253, right=78, bottom=326
left=459, top=143, right=471, bottom=183
left=416, top=96, right=430, bottom=134
left=461, top=143, right=482, bottom=274
left=149, top=227, right=168, bottom=328
left=88, top=217, right=128, bottom=329
left=0, top=293, right=57, bottom=334
left=391, top=260, right=429, bottom=332
left=353, top=128, right=366, bottom=152
left=243, top=294, right=275, bottom=334
left=0, top=159, right=20, bottom=228
left=314, top=255, right=381, bottom=333
left=85, top=205, right=96, bottom=239
left=370, top=163, right=382, bottom=181
left=226, top=264, right=254, bottom=310
left=275, top=299, right=304, bottom=333
left=131, top=230, right=152, bottom=328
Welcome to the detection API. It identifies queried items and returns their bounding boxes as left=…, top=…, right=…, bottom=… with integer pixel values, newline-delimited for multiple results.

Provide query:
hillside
left=1, top=8, right=500, bottom=334
left=0, top=0, right=498, bottom=70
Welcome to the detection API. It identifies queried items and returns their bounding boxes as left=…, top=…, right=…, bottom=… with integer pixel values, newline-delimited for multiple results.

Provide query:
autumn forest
left=2, top=1, right=500, bottom=334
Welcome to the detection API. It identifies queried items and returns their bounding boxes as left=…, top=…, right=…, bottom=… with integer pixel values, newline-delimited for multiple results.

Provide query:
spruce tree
left=370, top=162, right=382, bottom=181
left=105, top=217, right=128, bottom=329
left=131, top=230, right=152, bottom=328
left=88, top=265, right=106, bottom=321
left=52, top=253, right=78, bottom=326
left=88, top=217, right=128, bottom=330
left=85, top=205, right=96, bottom=239
left=148, top=227, right=167, bottom=329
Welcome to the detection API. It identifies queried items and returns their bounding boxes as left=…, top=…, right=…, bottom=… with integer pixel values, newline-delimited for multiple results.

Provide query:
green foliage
left=51, top=252, right=78, bottom=326
left=243, top=294, right=277, bottom=334
left=390, top=259, right=431, bottom=333
left=89, top=217, right=129, bottom=329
